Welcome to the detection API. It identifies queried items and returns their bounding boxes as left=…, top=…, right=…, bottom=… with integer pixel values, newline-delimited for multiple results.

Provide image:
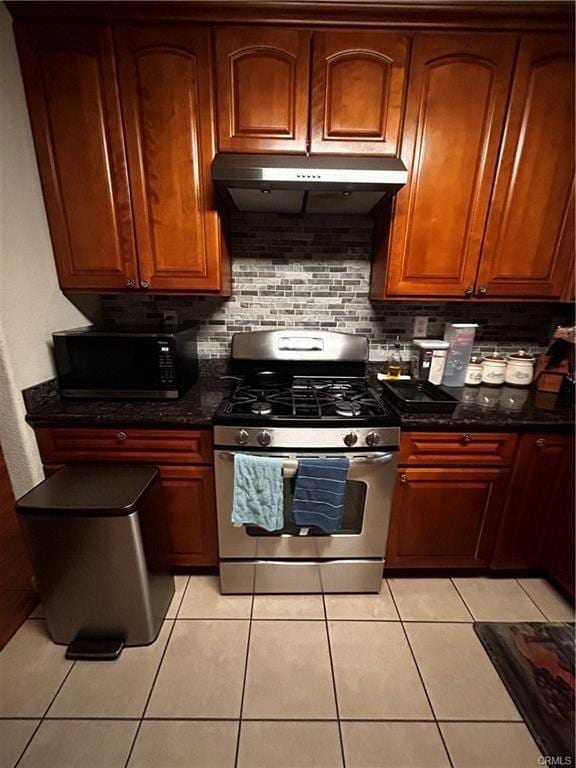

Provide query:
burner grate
left=220, top=377, right=391, bottom=420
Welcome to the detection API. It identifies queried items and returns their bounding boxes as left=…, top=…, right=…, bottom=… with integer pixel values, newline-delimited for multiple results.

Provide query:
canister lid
left=468, top=355, right=482, bottom=365
left=412, top=339, right=450, bottom=349
left=482, top=352, right=506, bottom=361
left=507, top=350, right=535, bottom=361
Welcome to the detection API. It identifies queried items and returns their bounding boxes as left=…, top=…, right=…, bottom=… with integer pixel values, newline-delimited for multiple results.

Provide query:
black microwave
left=53, top=326, right=198, bottom=399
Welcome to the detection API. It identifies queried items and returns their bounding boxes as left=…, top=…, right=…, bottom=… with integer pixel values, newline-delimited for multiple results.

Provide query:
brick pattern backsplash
left=101, top=213, right=573, bottom=360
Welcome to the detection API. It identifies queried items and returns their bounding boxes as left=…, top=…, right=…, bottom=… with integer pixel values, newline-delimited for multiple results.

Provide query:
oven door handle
left=217, top=452, right=395, bottom=476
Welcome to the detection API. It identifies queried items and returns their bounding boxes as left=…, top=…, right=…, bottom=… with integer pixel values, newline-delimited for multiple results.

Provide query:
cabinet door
left=386, top=467, right=509, bottom=568
left=158, top=466, right=218, bottom=567
left=477, top=36, right=575, bottom=299
left=382, top=34, right=517, bottom=298
left=16, top=23, right=138, bottom=291
left=115, top=26, right=227, bottom=292
left=215, top=28, right=310, bottom=153
left=493, top=434, right=574, bottom=571
left=310, top=31, right=408, bottom=156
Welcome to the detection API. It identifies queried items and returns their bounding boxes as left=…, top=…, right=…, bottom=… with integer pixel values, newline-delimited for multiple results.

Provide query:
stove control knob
left=365, top=431, right=379, bottom=447
left=235, top=429, right=249, bottom=445
left=344, top=432, right=358, bottom=447
left=257, top=430, right=272, bottom=446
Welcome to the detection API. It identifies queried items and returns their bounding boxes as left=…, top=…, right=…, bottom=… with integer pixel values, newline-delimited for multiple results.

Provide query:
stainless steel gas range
left=212, top=330, right=400, bottom=594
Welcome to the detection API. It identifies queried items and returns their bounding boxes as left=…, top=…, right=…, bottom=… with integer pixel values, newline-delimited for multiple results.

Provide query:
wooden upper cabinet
left=310, top=31, right=408, bottom=155
left=115, top=26, right=228, bottom=292
left=215, top=28, right=310, bottom=153
left=380, top=34, right=517, bottom=298
left=16, top=23, right=139, bottom=291
left=477, top=35, right=575, bottom=299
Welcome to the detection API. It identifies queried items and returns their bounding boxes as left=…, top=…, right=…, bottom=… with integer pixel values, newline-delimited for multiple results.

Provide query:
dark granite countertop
left=23, top=361, right=574, bottom=432
left=23, top=361, right=232, bottom=429
left=383, top=383, right=574, bottom=433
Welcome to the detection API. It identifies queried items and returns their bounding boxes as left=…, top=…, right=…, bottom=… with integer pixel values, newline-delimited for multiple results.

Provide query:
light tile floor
left=2, top=575, right=573, bottom=767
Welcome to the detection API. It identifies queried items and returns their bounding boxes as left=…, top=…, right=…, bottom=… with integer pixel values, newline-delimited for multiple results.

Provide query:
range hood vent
left=211, top=154, right=408, bottom=215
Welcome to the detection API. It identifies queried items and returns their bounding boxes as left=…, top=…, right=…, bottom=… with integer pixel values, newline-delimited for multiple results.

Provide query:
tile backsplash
left=101, top=213, right=572, bottom=360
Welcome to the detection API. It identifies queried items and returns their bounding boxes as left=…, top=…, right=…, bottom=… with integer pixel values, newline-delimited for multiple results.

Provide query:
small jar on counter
left=464, top=355, right=483, bottom=386
left=505, top=350, right=535, bottom=387
left=481, top=352, right=507, bottom=386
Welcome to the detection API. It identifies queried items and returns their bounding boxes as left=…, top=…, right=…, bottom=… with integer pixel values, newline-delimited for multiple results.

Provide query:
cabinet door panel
left=478, top=36, right=575, bottom=299
left=493, top=434, right=574, bottom=570
left=216, top=28, right=310, bottom=153
left=310, top=31, right=408, bottom=155
left=158, top=466, right=218, bottom=566
left=16, top=23, right=138, bottom=290
left=386, top=467, right=509, bottom=568
left=400, top=432, right=517, bottom=467
left=383, top=34, right=517, bottom=298
left=116, top=26, right=225, bottom=291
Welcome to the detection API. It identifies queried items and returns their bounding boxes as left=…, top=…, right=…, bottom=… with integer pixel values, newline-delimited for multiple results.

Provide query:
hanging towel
left=292, top=458, right=350, bottom=534
left=232, top=454, right=285, bottom=532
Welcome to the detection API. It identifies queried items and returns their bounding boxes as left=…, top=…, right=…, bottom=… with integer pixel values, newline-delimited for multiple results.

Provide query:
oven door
left=214, top=449, right=398, bottom=560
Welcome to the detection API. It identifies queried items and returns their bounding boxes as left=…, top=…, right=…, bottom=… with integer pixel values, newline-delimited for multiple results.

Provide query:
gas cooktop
left=213, top=376, right=399, bottom=428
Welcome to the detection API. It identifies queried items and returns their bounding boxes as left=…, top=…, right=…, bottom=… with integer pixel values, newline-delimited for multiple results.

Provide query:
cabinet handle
left=140, top=280, right=150, bottom=289
left=536, top=438, right=546, bottom=448
left=479, top=286, right=487, bottom=295
left=461, top=433, right=472, bottom=443
left=126, top=280, right=136, bottom=289
left=116, top=431, right=127, bottom=442
left=464, top=286, right=473, bottom=296
left=400, top=473, right=408, bottom=483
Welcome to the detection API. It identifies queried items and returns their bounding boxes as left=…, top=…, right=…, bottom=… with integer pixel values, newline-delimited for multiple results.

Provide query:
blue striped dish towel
left=292, top=458, right=350, bottom=534
left=232, top=454, right=284, bottom=532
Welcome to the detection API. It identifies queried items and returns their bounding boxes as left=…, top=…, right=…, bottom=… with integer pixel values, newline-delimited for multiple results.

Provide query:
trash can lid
left=16, top=465, right=159, bottom=516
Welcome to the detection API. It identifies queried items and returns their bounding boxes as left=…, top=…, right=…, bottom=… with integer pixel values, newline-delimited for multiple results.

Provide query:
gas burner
left=250, top=401, right=272, bottom=415
left=335, top=400, right=363, bottom=417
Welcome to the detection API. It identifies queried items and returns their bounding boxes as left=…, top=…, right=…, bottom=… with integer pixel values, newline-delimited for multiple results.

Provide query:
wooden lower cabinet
left=492, top=433, right=575, bottom=598
left=38, top=427, right=218, bottom=568
left=386, top=467, right=510, bottom=568
left=158, top=466, right=218, bottom=567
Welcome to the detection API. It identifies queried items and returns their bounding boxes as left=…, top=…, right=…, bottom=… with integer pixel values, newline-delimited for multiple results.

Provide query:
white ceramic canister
left=481, top=352, right=507, bottom=386
left=464, top=355, right=483, bottom=386
left=505, top=350, right=535, bottom=387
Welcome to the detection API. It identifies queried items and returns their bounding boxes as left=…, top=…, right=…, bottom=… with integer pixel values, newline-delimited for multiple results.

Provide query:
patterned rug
left=474, top=622, right=575, bottom=762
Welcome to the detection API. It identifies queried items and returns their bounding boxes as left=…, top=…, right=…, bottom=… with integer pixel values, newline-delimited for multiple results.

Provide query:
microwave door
left=55, top=336, right=174, bottom=398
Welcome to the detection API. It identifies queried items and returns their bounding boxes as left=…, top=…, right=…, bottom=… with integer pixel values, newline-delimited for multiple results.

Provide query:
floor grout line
left=449, top=578, right=477, bottom=622
left=234, top=591, right=254, bottom=768
left=387, top=591, right=455, bottom=768
left=514, top=578, right=551, bottom=621
left=122, top=576, right=191, bottom=768
left=322, top=593, right=347, bottom=768
left=14, top=627, right=78, bottom=768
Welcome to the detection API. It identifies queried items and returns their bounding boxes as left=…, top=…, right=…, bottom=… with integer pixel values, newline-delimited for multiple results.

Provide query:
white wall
left=0, top=2, right=87, bottom=496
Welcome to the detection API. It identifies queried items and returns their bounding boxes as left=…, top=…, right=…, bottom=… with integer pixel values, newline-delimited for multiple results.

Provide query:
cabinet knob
left=536, top=438, right=546, bottom=448
left=140, top=280, right=150, bottom=289
left=116, top=431, right=127, bottom=441
left=400, top=473, right=408, bottom=483
left=126, top=280, right=136, bottom=289
left=464, top=286, right=473, bottom=296
left=461, top=433, right=472, bottom=443
left=479, top=286, right=487, bottom=295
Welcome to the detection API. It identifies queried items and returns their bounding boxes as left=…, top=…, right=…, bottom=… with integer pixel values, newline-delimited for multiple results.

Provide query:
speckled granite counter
left=383, top=384, right=574, bottom=433
left=23, top=361, right=231, bottom=429
left=23, top=361, right=574, bottom=432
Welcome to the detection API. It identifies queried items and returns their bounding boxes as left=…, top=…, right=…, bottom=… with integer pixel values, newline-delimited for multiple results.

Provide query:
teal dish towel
left=232, top=454, right=285, bottom=532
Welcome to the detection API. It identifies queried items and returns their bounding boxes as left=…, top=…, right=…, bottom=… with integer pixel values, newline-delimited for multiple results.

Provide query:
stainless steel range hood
left=211, top=154, right=408, bottom=215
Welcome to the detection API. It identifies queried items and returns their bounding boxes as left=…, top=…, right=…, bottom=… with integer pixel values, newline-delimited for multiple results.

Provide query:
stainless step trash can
left=17, top=465, right=174, bottom=654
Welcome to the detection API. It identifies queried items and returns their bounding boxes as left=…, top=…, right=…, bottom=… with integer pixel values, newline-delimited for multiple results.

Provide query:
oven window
left=245, top=478, right=367, bottom=537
